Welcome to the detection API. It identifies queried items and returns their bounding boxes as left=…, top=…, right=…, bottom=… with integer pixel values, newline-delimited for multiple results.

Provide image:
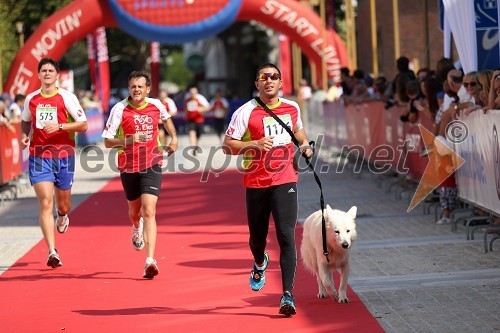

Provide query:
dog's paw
left=338, top=291, right=350, bottom=303
left=317, top=292, right=328, bottom=298
left=329, top=290, right=339, bottom=302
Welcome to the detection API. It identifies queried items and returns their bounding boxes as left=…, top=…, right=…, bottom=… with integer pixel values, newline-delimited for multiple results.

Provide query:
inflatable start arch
left=4, top=0, right=348, bottom=97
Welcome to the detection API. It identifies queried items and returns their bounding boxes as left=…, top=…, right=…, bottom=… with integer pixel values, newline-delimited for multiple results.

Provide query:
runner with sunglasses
left=223, top=63, right=313, bottom=317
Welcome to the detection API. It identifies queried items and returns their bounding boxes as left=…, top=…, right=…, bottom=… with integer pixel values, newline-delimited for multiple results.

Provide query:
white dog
left=300, top=205, right=357, bottom=303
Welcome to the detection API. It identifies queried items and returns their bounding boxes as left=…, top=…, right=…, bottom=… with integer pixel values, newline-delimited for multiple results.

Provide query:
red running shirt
left=102, top=97, right=170, bottom=172
left=226, top=98, right=303, bottom=188
left=22, top=88, right=87, bottom=158
left=185, top=94, right=209, bottom=123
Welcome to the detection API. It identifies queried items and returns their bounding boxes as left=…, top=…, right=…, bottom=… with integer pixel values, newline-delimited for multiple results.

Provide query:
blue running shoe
left=279, top=291, right=296, bottom=317
left=249, top=252, right=269, bottom=291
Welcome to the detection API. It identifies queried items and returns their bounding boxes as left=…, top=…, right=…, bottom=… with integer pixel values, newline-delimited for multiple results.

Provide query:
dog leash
left=254, top=97, right=330, bottom=263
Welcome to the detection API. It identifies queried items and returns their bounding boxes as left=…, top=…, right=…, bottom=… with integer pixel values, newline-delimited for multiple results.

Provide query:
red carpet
left=1, top=171, right=384, bottom=333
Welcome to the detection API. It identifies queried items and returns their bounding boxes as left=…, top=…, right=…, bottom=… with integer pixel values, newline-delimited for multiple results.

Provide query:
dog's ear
left=323, top=205, right=333, bottom=221
left=325, top=204, right=334, bottom=217
left=347, top=206, right=357, bottom=219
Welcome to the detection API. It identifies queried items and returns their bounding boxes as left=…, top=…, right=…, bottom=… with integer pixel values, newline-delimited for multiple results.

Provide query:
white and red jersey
left=184, top=94, right=209, bottom=123
left=102, top=97, right=170, bottom=173
left=210, top=97, right=229, bottom=119
left=226, top=98, right=303, bottom=188
left=22, top=87, right=86, bottom=158
left=162, top=97, right=177, bottom=116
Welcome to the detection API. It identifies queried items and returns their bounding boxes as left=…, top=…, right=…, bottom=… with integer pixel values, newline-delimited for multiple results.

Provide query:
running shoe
left=132, top=217, right=145, bottom=251
left=47, top=249, right=63, bottom=268
left=143, top=258, right=159, bottom=279
left=279, top=291, right=296, bottom=317
left=436, top=217, right=451, bottom=225
left=55, top=214, right=70, bottom=234
left=249, top=252, right=269, bottom=291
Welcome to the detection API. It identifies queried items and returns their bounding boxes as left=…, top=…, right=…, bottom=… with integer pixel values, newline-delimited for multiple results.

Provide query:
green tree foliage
left=162, top=50, right=193, bottom=90
left=0, top=0, right=72, bottom=89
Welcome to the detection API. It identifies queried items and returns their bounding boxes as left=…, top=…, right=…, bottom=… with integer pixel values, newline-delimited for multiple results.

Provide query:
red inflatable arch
left=3, top=0, right=348, bottom=97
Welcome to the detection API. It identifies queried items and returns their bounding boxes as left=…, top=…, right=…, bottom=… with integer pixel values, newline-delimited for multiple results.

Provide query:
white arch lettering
left=30, top=10, right=83, bottom=61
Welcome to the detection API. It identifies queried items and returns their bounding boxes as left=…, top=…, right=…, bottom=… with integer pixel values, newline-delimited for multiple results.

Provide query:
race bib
left=263, top=114, right=292, bottom=146
left=35, top=106, right=57, bottom=129
left=186, top=100, right=198, bottom=112
left=214, top=109, right=225, bottom=118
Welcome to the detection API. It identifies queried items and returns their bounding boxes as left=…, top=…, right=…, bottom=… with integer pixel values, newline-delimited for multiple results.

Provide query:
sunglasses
left=257, top=72, right=281, bottom=81
left=463, top=81, right=478, bottom=88
left=450, top=75, right=462, bottom=84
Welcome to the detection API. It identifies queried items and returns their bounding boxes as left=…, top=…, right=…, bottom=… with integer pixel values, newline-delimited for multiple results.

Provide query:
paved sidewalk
left=1, top=133, right=499, bottom=332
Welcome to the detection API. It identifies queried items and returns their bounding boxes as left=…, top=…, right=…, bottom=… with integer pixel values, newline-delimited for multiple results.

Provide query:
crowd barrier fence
left=308, top=98, right=499, bottom=216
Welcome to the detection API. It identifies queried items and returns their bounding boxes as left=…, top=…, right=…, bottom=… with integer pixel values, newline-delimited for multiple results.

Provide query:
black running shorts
left=186, top=121, right=202, bottom=138
left=120, top=164, right=163, bottom=201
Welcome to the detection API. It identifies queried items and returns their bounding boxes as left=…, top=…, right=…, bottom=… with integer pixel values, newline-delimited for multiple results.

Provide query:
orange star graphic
left=407, top=125, right=466, bottom=212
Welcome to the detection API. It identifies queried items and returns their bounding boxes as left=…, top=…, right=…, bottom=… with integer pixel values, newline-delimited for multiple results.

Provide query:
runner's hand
left=20, top=134, right=30, bottom=149
left=257, top=136, right=274, bottom=151
left=133, top=132, right=148, bottom=143
left=43, top=122, right=59, bottom=134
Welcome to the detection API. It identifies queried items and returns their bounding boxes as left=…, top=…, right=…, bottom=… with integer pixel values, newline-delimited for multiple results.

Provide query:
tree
left=0, top=0, right=72, bottom=90
left=162, top=50, right=193, bottom=90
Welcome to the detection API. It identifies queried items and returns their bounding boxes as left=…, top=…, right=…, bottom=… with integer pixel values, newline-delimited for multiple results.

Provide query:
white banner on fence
left=455, top=110, right=500, bottom=214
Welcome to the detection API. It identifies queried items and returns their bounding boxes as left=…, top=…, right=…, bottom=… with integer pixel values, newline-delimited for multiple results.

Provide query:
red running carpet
left=1, top=171, right=384, bottom=333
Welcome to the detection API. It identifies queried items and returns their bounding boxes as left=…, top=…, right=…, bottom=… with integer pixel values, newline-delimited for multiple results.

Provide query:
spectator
left=6, top=94, right=25, bottom=123
left=400, top=79, right=424, bottom=123
left=340, top=67, right=353, bottom=96
left=298, top=79, right=312, bottom=103
left=477, top=70, right=493, bottom=107
left=416, top=67, right=431, bottom=83
left=0, top=101, right=15, bottom=133
left=374, top=76, right=389, bottom=102
left=325, top=79, right=341, bottom=102
left=488, top=70, right=500, bottom=110
left=420, top=74, right=444, bottom=121
left=344, top=69, right=369, bottom=104
left=393, top=56, right=416, bottom=105
left=435, top=58, right=455, bottom=85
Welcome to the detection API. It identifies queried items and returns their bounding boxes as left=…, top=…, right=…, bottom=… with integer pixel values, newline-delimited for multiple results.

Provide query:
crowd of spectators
left=319, top=57, right=499, bottom=227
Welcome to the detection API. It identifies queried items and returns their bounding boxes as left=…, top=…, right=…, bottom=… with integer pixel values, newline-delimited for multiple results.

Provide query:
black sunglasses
left=257, top=73, right=281, bottom=81
left=450, top=75, right=462, bottom=84
left=463, top=81, right=478, bottom=88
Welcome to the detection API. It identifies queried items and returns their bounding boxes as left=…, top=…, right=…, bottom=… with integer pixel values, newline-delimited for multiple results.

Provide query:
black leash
left=254, top=97, right=330, bottom=262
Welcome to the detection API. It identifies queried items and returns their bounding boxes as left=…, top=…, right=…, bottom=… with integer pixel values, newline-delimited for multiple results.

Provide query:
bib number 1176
left=262, top=114, right=292, bottom=146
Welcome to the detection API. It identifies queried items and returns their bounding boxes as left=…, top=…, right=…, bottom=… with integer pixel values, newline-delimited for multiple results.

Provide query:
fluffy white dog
left=300, top=205, right=357, bottom=303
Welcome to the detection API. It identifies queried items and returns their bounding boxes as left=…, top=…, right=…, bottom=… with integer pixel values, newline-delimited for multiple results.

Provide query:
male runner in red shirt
left=223, top=63, right=313, bottom=316
left=21, top=58, right=88, bottom=268
left=102, top=71, right=178, bottom=278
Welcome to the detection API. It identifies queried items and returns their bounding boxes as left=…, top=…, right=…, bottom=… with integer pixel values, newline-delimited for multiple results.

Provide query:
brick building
left=354, top=0, right=455, bottom=80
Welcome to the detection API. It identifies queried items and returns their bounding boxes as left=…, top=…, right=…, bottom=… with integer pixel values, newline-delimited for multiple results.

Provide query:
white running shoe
left=56, top=214, right=70, bottom=233
left=436, top=217, right=451, bottom=225
left=132, top=217, right=145, bottom=251
left=143, top=257, right=159, bottom=279
left=47, top=249, right=63, bottom=268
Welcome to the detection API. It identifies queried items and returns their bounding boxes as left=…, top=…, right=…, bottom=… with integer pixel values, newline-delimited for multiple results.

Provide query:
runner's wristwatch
left=58, top=123, right=63, bottom=130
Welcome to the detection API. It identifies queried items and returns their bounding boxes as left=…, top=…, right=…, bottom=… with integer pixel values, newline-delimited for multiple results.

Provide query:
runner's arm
left=162, top=118, right=178, bottom=155
left=104, top=133, right=143, bottom=148
left=44, top=121, right=87, bottom=134
left=222, top=135, right=273, bottom=155
left=20, top=120, right=32, bottom=149
left=294, top=128, right=313, bottom=158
